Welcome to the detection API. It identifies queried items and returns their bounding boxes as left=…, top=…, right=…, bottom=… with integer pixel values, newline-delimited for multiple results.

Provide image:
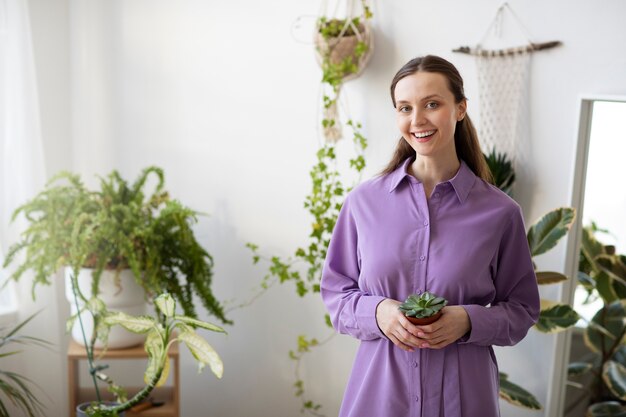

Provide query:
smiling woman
left=320, top=55, right=540, bottom=417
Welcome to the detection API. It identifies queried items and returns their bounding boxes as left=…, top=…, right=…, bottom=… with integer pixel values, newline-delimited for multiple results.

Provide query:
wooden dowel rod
left=452, top=40, right=562, bottom=57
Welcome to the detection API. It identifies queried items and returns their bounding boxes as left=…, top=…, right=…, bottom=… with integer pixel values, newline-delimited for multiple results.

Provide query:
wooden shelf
left=68, top=340, right=179, bottom=417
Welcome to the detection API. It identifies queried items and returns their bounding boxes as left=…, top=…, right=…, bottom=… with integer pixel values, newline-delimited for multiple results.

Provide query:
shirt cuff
left=356, top=295, right=387, bottom=339
left=458, top=304, right=498, bottom=345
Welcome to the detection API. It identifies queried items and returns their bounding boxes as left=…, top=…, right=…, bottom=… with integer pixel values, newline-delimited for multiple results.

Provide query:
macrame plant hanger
left=453, top=2, right=561, bottom=187
left=315, top=0, right=373, bottom=142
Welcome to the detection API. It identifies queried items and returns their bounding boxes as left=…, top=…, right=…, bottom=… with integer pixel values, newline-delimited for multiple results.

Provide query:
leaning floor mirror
left=556, top=97, right=626, bottom=417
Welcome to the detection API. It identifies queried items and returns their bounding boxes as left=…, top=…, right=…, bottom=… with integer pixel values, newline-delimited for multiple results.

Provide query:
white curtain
left=0, top=0, right=46, bottom=316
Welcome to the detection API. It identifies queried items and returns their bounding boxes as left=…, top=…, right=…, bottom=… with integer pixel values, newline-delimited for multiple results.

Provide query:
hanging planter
left=314, top=1, right=373, bottom=142
left=314, top=17, right=373, bottom=83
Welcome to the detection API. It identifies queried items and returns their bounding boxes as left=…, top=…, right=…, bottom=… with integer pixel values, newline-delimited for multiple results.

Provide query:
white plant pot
left=65, top=267, right=147, bottom=349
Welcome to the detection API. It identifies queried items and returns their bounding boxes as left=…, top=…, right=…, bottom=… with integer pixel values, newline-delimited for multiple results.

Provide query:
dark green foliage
left=568, top=225, right=626, bottom=413
left=398, top=292, right=448, bottom=319
left=3, top=167, right=229, bottom=324
left=484, top=148, right=515, bottom=197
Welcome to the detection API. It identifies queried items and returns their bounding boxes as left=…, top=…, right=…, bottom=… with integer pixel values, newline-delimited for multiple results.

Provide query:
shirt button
left=420, top=255, right=426, bottom=261
left=414, top=395, right=420, bottom=402
left=434, top=192, right=440, bottom=198
left=412, top=361, right=418, bottom=368
left=423, top=220, right=429, bottom=226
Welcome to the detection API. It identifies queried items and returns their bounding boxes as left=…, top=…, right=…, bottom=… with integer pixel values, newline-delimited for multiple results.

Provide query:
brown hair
left=381, top=55, right=492, bottom=183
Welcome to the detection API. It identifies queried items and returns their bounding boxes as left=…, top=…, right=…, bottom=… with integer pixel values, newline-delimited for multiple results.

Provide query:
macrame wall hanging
left=453, top=2, right=561, bottom=179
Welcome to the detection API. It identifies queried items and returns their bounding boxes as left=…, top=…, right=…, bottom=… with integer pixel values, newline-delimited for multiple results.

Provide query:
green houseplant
left=74, top=293, right=224, bottom=417
left=398, top=292, right=448, bottom=325
left=483, top=148, right=515, bottom=197
left=0, top=312, right=49, bottom=417
left=565, top=224, right=626, bottom=416
left=2, top=166, right=229, bottom=346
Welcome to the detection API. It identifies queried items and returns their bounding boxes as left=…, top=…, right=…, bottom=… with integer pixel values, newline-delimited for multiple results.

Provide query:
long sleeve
left=321, top=195, right=386, bottom=341
left=459, top=207, right=540, bottom=347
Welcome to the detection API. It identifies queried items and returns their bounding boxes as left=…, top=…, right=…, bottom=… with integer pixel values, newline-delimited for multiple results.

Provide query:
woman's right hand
left=375, top=298, right=422, bottom=352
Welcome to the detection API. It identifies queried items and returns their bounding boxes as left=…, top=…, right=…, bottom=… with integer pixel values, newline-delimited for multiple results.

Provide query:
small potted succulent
left=398, top=291, right=448, bottom=325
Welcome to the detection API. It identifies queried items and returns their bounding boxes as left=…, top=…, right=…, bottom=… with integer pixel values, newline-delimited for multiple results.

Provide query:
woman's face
left=394, top=71, right=466, bottom=161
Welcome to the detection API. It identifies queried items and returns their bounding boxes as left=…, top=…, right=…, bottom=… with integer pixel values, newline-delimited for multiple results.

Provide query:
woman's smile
left=412, top=130, right=437, bottom=142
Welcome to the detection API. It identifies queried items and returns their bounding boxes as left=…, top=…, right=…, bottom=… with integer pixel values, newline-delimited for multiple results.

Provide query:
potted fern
left=3, top=166, right=229, bottom=348
left=398, top=291, right=448, bottom=325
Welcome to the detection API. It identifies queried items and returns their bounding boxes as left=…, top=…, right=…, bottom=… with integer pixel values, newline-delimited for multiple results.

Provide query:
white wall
left=23, top=0, right=626, bottom=416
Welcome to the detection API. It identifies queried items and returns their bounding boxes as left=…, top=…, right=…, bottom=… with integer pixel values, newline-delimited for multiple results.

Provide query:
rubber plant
left=0, top=312, right=49, bottom=417
left=485, top=150, right=580, bottom=409
left=3, top=167, right=229, bottom=327
left=74, top=292, right=224, bottom=417
left=242, top=2, right=373, bottom=415
left=564, top=224, right=626, bottom=416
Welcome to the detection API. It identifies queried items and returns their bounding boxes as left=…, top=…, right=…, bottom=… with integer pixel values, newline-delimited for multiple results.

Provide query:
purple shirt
left=321, top=158, right=540, bottom=417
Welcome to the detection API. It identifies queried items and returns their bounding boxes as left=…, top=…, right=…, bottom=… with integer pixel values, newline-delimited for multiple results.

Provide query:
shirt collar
left=387, top=157, right=476, bottom=203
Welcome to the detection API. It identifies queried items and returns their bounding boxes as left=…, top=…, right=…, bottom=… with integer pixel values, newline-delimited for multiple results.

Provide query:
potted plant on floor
left=565, top=224, right=626, bottom=416
left=3, top=166, right=230, bottom=348
left=0, top=312, right=50, bottom=417
left=398, top=291, right=448, bottom=325
left=74, top=293, right=224, bottom=417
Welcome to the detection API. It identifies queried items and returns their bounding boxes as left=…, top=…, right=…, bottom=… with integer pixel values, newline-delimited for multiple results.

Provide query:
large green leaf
left=103, top=312, right=156, bottom=334
left=587, top=401, right=626, bottom=417
left=603, top=361, right=626, bottom=401
left=578, top=271, right=595, bottom=290
left=174, top=316, right=226, bottom=333
left=584, top=301, right=626, bottom=354
left=536, top=271, right=568, bottom=285
left=155, top=293, right=176, bottom=318
left=178, top=329, right=223, bottom=379
left=535, top=300, right=580, bottom=333
left=613, top=346, right=626, bottom=367
left=597, top=271, right=619, bottom=304
left=597, top=255, right=626, bottom=288
left=143, top=330, right=165, bottom=386
left=527, top=207, right=576, bottom=257
left=498, top=372, right=542, bottom=410
left=568, top=362, right=594, bottom=377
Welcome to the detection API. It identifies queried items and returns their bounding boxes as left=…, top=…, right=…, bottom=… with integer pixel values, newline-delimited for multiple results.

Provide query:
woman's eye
left=426, top=102, right=439, bottom=109
left=398, top=106, right=411, bottom=112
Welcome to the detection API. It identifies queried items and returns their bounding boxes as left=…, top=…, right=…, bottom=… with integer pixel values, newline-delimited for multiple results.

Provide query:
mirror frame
left=547, top=95, right=626, bottom=417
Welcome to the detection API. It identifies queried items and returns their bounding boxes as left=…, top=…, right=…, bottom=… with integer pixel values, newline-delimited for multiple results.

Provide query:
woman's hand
left=412, top=306, right=471, bottom=349
left=375, top=298, right=423, bottom=352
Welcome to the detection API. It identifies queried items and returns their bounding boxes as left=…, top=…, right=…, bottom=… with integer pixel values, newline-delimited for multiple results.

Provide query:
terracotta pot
left=405, top=311, right=442, bottom=326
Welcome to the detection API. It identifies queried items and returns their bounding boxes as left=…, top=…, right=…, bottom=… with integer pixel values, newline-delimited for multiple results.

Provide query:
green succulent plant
left=398, top=292, right=448, bottom=319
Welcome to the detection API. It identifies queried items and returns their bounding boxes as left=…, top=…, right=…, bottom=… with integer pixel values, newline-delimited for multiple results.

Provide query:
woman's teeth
left=413, top=130, right=435, bottom=139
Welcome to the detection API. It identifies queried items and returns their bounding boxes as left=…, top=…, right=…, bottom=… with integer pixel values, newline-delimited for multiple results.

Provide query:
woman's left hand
left=411, top=306, right=471, bottom=349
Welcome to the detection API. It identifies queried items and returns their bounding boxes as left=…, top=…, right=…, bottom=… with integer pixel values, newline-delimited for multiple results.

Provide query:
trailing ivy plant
left=242, top=4, right=372, bottom=414
left=3, top=167, right=229, bottom=325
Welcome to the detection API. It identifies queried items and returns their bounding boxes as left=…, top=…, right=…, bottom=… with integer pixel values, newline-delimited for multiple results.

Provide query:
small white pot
left=65, top=267, right=147, bottom=349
